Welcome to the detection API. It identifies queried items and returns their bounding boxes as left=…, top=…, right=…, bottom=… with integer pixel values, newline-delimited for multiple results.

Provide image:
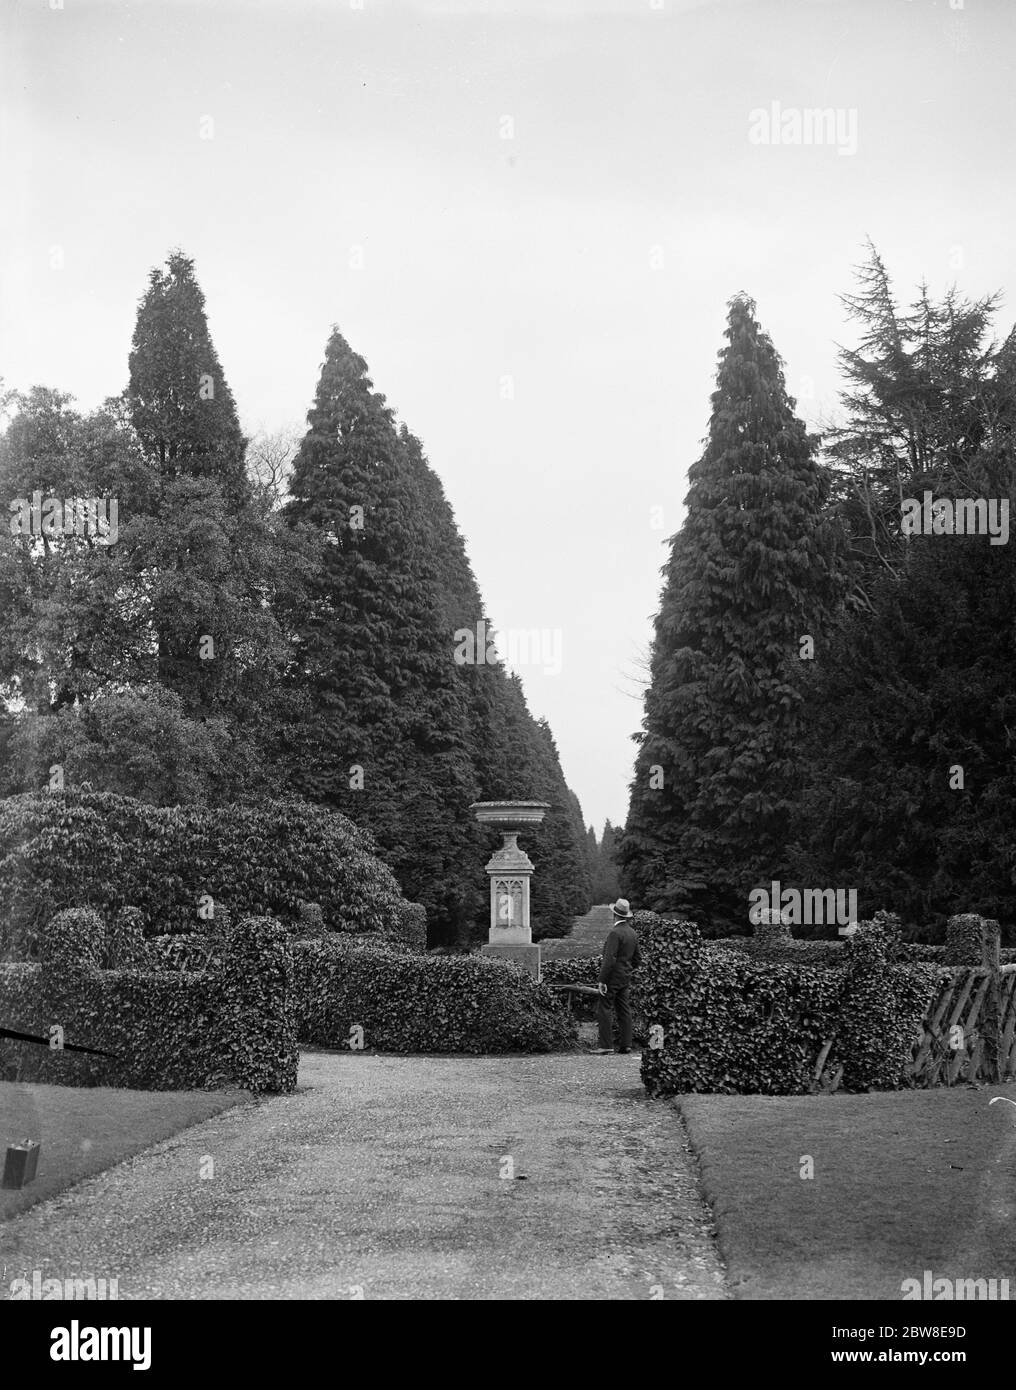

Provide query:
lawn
left=1, top=1081, right=249, bottom=1222
left=678, top=1084, right=1016, bottom=1300
left=539, top=904, right=615, bottom=960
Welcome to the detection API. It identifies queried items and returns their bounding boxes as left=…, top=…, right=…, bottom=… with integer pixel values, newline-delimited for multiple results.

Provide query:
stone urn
left=471, top=800, right=550, bottom=980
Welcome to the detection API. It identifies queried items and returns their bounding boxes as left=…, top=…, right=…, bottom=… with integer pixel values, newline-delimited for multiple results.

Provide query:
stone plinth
left=471, top=801, right=549, bottom=982
left=480, top=943, right=541, bottom=980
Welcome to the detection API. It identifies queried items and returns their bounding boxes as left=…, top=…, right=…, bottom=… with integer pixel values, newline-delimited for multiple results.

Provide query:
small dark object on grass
left=3, top=1140, right=40, bottom=1189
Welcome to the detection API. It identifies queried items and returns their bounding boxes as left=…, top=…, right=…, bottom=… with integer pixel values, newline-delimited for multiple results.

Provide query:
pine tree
left=620, top=295, right=842, bottom=927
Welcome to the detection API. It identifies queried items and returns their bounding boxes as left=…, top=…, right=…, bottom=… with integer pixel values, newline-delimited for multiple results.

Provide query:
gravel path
left=1, top=1050, right=727, bottom=1301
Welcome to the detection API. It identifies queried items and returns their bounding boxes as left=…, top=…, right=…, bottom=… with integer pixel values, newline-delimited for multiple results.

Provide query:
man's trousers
left=596, top=983, right=632, bottom=1051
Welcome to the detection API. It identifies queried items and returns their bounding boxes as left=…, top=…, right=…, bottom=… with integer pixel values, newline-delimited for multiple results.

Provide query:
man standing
left=593, top=899, right=641, bottom=1054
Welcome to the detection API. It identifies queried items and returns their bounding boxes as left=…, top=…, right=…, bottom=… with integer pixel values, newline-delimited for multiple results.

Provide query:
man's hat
left=611, top=898, right=633, bottom=919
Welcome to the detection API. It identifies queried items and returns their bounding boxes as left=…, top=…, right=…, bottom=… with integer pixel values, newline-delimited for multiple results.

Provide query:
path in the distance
left=1, top=1052, right=727, bottom=1300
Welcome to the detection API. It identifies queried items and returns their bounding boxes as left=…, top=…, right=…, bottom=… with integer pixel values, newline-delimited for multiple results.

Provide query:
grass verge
left=1, top=1081, right=248, bottom=1222
left=678, top=1085, right=1016, bottom=1299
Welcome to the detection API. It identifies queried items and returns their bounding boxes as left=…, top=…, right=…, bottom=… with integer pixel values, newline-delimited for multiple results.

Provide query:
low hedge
left=292, top=938, right=577, bottom=1053
left=0, top=790, right=409, bottom=957
left=638, top=911, right=944, bottom=1096
left=0, top=908, right=298, bottom=1093
left=539, top=951, right=651, bottom=1039
left=712, top=937, right=847, bottom=968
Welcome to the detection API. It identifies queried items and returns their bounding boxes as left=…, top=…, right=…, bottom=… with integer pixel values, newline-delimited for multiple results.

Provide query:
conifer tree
left=789, top=257, right=1016, bottom=936
left=620, top=295, right=841, bottom=925
left=280, top=329, right=481, bottom=938
left=125, top=252, right=288, bottom=727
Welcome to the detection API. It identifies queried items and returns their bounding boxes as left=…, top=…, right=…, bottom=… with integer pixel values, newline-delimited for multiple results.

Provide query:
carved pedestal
left=471, top=802, right=549, bottom=982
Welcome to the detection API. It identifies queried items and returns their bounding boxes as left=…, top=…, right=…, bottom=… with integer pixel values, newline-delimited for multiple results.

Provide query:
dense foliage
left=623, top=253, right=1016, bottom=941
left=292, top=936, right=578, bottom=1053
left=637, top=911, right=943, bottom=1096
left=620, top=295, right=841, bottom=930
left=0, top=790, right=409, bottom=958
left=0, top=909, right=298, bottom=1092
left=0, top=254, right=591, bottom=947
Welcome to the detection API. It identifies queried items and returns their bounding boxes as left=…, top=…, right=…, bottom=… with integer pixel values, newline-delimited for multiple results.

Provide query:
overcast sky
left=3, top=0, right=1015, bottom=832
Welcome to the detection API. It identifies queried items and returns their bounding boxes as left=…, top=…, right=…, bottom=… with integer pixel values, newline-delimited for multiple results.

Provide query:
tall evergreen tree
left=396, top=423, right=594, bottom=941
left=128, top=252, right=248, bottom=503
left=125, top=252, right=289, bottom=730
left=280, top=329, right=481, bottom=939
left=789, top=254, right=1016, bottom=936
left=620, top=295, right=842, bottom=927
left=593, top=820, right=620, bottom=904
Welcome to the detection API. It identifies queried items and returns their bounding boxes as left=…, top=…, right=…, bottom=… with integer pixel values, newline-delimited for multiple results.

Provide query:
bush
left=292, top=938, right=577, bottom=1054
left=0, top=909, right=298, bottom=1093
left=637, top=911, right=943, bottom=1096
left=389, top=900, right=427, bottom=952
left=833, top=912, right=940, bottom=1091
left=712, top=936, right=847, bottom=968
left=0, top=789, right=410, bottom=957
left=296, top=902, right=328, bottom=938
left=943, top=913, right=999, bottom=966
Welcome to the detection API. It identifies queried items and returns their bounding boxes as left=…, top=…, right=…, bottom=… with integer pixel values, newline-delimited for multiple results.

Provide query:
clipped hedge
left=711, top=936, right=847, bottom=968
left=0, top=790, right=409, bottom=957
left=0, top=908, right=298, bottom=1093
left=539, top=950, right=651, bottom=1039
left=292, top=938, right=577, bottom=1054
left=638, top=912, right=943, bottom=1096
left=390, top=900, right=428, bottom=952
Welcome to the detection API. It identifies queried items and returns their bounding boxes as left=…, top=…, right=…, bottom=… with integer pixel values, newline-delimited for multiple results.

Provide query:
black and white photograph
left=2, top=0, right=1015, bottom=1355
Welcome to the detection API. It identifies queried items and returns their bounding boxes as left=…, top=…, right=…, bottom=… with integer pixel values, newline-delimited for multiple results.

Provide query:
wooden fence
left=812, top=945, right=1016, bottom=1093
left=909, top=966, right=1016, bottom=1087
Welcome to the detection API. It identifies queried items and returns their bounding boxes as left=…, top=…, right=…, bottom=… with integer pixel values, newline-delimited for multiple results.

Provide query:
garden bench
left=545, top=983, right=602, bottom=1015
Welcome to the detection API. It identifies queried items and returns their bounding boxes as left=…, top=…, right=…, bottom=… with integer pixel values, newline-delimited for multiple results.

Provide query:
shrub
left=943, top=913, right=998, bottom=966
left=0, top=789, right=410, bottom=957
left=752, top=907, right=795, bottom=950
left=833, top=912, right=939, bottom=1091
left=712, top=936, right=847, bottom=968
left=0, top=910, right=298, bottom=1093
left=637, top=910, right=943, bottom=1096
left=389, top=900, right=427, bottom=952
left=296, top=902, right=328, bottom=938
left=292, top=938, right=577, bottom=1054
left=105, top=907, right=152, bottom=970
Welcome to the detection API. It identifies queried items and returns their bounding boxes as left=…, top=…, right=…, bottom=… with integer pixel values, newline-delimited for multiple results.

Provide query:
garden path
left=1, top=1050, right=728, bottom=1301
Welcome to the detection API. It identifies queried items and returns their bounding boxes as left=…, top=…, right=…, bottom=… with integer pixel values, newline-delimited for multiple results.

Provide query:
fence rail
left=813, top=966, right=1016, bottom=1093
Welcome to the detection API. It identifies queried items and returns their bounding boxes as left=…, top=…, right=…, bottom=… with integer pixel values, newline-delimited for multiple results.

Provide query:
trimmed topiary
left=292, top=938, right=577, bottom=1054
left=1, top=912, right=298, bottom=1092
